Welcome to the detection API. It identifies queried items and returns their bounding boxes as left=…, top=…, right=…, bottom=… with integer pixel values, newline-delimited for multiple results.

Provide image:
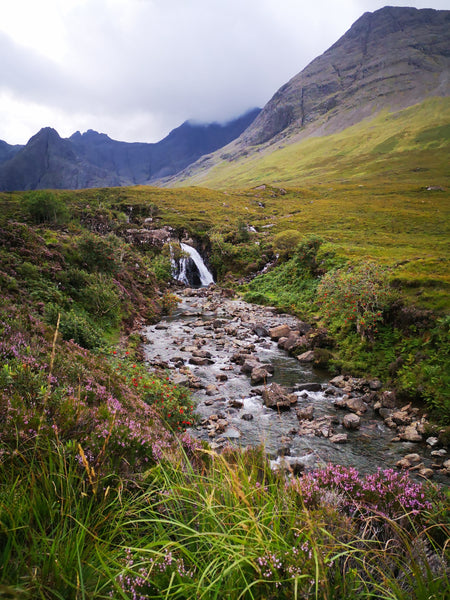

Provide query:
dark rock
left=241, top=413, right=254, bottom=421
left=294, top=383, right=322, bottom=392
left=251, top=366, right=272, bottom=385
left=251, top=322, right=269, bottom=337
left=296, top=405, right=314, bottom=421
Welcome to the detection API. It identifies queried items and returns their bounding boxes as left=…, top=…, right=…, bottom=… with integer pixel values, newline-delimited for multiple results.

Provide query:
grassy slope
left=178, top=97, right=450, bottom=190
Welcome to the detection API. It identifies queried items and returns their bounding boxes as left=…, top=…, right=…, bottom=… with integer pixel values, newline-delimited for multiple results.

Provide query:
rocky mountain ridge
left=0, top=108, right=261, bottom=191
left=166, top=6, right=450, bottom=185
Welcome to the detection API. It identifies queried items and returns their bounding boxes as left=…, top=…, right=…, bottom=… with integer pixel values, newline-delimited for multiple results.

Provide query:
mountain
left=0, top=108, right=260, bottom=191
left=166, top=6, right=450, bottom=186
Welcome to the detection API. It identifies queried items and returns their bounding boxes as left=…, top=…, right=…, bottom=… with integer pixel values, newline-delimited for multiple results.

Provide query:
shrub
left=318, top=261, right=394, bottom=339
left=25, top=191, right=69, bottom=225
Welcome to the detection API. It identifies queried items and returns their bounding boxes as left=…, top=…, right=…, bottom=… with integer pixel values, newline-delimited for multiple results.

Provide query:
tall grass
left=0, top=436, right=448, bottom=599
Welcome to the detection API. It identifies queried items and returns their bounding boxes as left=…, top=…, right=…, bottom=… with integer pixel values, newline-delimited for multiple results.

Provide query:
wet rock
left=269, top=324, right=291, bottom=340
left=221, top=427, right=241, bottom=439
left=343, top=413, right=361, bottom=430
left=296, top=404, right=314, bottom=421
left=216, top=373, right=228, bottom=382
left=346, top=397, right=368, bottom=414
left=431, top=449, right=447, bottom=457
left=399, top=424, right=423, bottom=443
left=205, top=384, right=218, bottom=396
left=443, top=459, right=450, bottom=469
left=189, top=356, right=214, bottom=366
left=263, top=383, right=297, bottom=410
left=330, top=433, right=348, bottom=444
left=241, top=413, right=254, bottom=421
left=418, top=468, right=434, bottom=479
left=392, top=411, right=412, bottom=426
left=229, top=398, right=244, bottom=409
left=369, top=379, right=382, bottom=390
left=426, top=436, right=439, bottom=447
left=297, top=350, right=315, bottom=363
left=241, top=358, right=260, bottom=374
left=379, top=390, right=397, bottom=408
left=192, top=349, right=212, bottom=359
left=251, top=322, right=269, bottom=337
left=294, top=383, right=322, bottom=392
left=251, top=366, right=272, bottom=385
left=329, top=375, right=346, bottom=388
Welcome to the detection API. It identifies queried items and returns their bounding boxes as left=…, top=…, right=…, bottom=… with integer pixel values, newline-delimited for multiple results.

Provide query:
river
left=142, top=287, right=445, bottom=480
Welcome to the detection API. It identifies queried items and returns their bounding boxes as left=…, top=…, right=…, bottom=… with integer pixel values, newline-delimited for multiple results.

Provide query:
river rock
left=296, top=405, right=314, bottom=421
left=426, top=436, right=439, bottom=447
left=241, top=358, right=260, bottom=374
left=399, top=424, right=423, bottom=442
left=329, top=375, right=346, bottom=388
left=262, top=383, right=297, bottom=410
left=205, top=384, right=218, bottom=396
left=269, top=324, right=291, bottom=340
left=369, top=379, right=383, bottom=390
left=228, top=398, right=243, bottom=408
left=297, top=350, right=315, bottom=363
left=418, top=468, right=434, bottom=479
left=345, top=397, right=368, bottom=414
left=251, top=366, right=272, bottom=385
left=329, top=433, right=348, bottom=444
left=379, top=390, right=397, bottom=408
left=343, top=413, right=361, bottom=430
left=251, top=322, right=269, bottom=337
left=189, top=356, right=213, bottom=366
left=392, top=411, right=412, bottom=426
left=294, top=383, right=322, bottom=392
left=241, top=413, right=254, bottom=421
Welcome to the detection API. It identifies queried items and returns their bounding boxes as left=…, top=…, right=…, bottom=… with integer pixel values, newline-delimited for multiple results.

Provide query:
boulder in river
left=251, top=366, right=272, bottom=385
left=269, top=324, right=291, bottom=340
left=263, top=383, right=297, bottom=410
left=343, top=413, right=361, bottom=430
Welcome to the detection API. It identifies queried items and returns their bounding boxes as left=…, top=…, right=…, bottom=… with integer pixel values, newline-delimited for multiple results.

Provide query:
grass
left=0, top=440, right=448, bottom=599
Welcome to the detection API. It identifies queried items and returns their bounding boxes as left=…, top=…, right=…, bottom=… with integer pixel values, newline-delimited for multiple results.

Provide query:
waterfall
left=174, top=243, right=214, bottom=287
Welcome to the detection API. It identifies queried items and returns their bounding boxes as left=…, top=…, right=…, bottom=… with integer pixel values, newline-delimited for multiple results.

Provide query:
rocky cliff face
left=234, top=7, right=450, bottom=149
left=0, top=109, right=260, bottom=191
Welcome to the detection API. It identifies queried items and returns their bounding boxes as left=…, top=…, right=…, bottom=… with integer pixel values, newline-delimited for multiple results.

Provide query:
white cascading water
left=176, top=243, right=214, bottom=287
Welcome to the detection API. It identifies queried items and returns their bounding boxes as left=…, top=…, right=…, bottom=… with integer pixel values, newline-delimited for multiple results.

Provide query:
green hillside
left=178, top=98, right=450, bottom=190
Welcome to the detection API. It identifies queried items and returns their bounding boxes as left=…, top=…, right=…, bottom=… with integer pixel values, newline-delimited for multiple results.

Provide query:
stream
left=143, top=287, right=445, bottom=479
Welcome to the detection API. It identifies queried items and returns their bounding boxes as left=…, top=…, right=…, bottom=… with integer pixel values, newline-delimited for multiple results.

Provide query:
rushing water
left=143, top=290, right=443, bottom=479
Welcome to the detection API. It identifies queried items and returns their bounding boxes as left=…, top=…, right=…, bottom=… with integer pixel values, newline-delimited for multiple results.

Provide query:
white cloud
left=0, top=0, right=447, bottom=144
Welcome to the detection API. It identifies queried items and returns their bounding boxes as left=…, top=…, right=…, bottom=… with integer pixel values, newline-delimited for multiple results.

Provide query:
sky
left=1, top=0, right=448, bottom=145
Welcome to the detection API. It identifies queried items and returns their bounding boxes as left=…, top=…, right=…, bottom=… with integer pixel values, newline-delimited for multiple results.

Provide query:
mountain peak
left=237, top=6, right=449, bottom=147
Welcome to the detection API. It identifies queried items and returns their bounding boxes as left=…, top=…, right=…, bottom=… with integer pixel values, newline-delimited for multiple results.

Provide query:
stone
left=399, top=424, right=423, bottom=443
left=241, top=413, right=254, bottom=421
left=216, top=373, right=228, bottom=382
left=329, top=433, right=348, bottom=444
left=269, top=324, right=291, bottom=340
left=346, top=397, right=368, bottom=414
left=329, top=375, right=346, bottom=387
left=251, top=322, right=269, bottom=337
left=205, top=384, right=218, bottom=396
left=418, top=468, right=434, bottom=479
left=251, top=367, right=272, bottom=385
left=296, top=404, right=314, bottom=421
left=343, top=413, right=361, bottom=430
left=294, top=383, right=322, bottom=392
left=379, top=390, right=396, bottom=408
left=369, top=379, right=382, bottom=390
left=426, top=436, right=439, bottom=447
left=228, top=399, right=243, bottom=408
left=189, top=356, right=213, bottom=366
left=262, top=383, right=295, bottom=410
left=241, top=358, right=260, bottom=374
left=443, top=459, right=450, bottom=469
left=392, top=411, right=412, bottom=426
left=297, top=350, right=315, bottom=363
left=404, top=453, right=421, bottom=464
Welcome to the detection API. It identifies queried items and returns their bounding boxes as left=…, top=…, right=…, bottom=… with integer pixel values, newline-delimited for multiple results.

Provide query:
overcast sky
left=0, top=0, right=448, bottom=145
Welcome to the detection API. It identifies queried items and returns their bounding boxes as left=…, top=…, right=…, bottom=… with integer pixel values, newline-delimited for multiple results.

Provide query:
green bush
left=44, top=303, right=100, bottom=349
left=317, top=262, right=395, bottom=340
left=25, top=191, right=69, bottom=225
